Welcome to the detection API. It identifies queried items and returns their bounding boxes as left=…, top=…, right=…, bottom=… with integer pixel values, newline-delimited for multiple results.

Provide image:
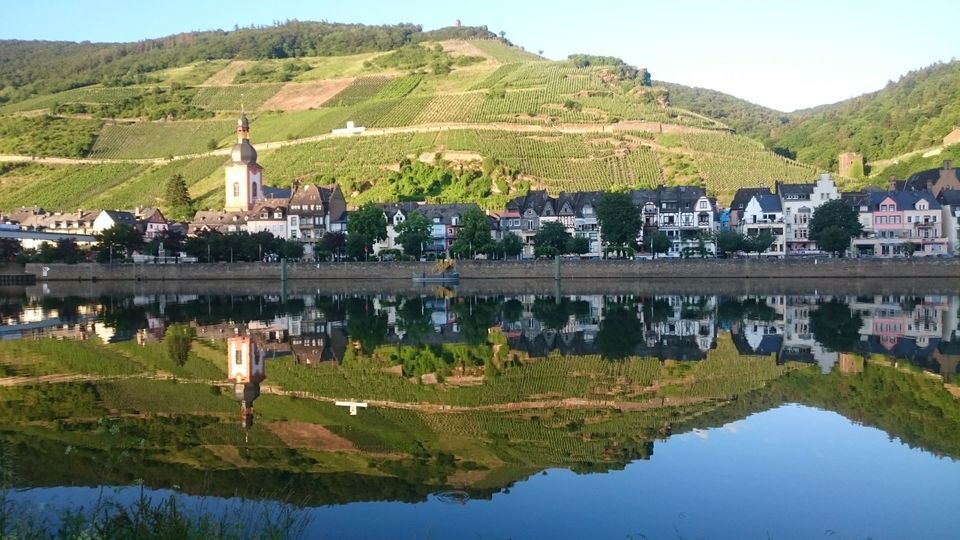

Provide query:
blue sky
left=6, top=0, right=958, bottom=111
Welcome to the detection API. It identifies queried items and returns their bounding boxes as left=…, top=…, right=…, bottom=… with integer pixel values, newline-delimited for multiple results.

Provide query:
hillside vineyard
left=0, top=28, right=837, bottom=214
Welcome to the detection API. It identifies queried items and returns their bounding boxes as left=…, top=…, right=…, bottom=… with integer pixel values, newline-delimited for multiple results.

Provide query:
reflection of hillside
left=3, top=291, right=960, bottom=506
left=2, top=332, right=958, bottom=504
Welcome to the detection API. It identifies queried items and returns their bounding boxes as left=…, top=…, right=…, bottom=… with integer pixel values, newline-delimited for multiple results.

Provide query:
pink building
left=853, top=191, right=947, bottom=257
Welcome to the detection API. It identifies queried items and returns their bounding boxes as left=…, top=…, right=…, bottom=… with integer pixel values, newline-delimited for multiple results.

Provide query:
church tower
left=227, top=334, right=265, bottom=432
left=224, top=114, right=263, bottom=212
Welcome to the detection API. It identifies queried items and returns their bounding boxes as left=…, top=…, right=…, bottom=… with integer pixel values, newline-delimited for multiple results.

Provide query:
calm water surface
left=1, top=286, right=959, bottom=539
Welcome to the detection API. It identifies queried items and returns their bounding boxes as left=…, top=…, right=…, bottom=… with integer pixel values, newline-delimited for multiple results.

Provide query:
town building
left=740, top=193, right=784, bottom=256
left=92, top=210, right=137, bottom=233
left=776, top=174, right=840, bottom=254
left=938, top=189, right=960, bottom=254
left=188, top=115, right=348, bottom=258
left=852, top=190, right=947, bottom=257
left=134, top=207, right=169, bottom=240
left=900, top=160, right=960, bottom=198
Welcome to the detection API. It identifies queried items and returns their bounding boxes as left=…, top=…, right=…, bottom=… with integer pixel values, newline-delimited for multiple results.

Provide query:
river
left=1, top=285, right=958, bottom=539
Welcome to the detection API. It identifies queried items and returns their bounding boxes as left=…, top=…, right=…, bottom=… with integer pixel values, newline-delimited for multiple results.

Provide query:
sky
left=4, top=0, right=958, bottom=112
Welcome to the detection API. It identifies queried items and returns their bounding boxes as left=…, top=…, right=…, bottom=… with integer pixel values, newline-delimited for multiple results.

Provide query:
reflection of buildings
left=291, top=302, right=348, bottom=365
left=505, top=295, right=715, bottom=360
left=781, top=296, right=838, bottom=374
left=728, top=294, right=960, bottom=377
left=228, top=335, right=265, bottom=431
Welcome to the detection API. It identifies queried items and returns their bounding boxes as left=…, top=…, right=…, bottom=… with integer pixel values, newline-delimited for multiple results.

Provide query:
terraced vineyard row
left=88, top=119, right=236, bottom=159
left=322, top=76, right=394, bottom=107
left=468, top=39, right=545, bottom=64
left=0, top=86, right=147, bottom=114
left=0, top=161, right=145, bottom=210
left=91, top=155, right=226, bottom=210
left=440, top=130, right=663, bottom=191
left=373, top=74, right=423, bottom=99
left=190, top=84, right=283, bottom=111
left=693, top=154, right=818, bottom=198
left=258, top=132, right=437, bottom=185
left=469, top=63, right=524, bottom=90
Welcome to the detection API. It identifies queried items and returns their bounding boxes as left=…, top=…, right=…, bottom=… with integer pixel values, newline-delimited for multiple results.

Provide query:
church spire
left=237, top=112, right=250, bottom=143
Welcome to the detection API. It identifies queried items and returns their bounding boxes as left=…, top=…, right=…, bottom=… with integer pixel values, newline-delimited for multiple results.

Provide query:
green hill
left=0, top=22, right=841, bottom=214
left=665, top=61, right=960, bottom=174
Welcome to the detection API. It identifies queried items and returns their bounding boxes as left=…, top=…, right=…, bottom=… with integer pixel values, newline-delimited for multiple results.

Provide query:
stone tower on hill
left=838, top=152, right=864, bottom=178
left=224, top=114, right=263, bottom=212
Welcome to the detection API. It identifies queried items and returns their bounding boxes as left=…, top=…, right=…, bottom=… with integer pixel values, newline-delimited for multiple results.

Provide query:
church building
left=224, top=114, right=264, bottom=212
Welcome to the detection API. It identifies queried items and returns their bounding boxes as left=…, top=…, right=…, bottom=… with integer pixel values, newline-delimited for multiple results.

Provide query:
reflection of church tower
left=227, top=335, right=265, bottom=431
left=224, top=114, right=263, bottom=212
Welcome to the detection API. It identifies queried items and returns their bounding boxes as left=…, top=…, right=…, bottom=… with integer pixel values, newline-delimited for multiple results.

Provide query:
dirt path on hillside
left=0, top=373, right=107, bottom=386
left=268, top=420, right=357, bottom=450
left=0, top=371, right=709, bottom=413
left=260, top=78, right=355, bottom=111
left=200, top=61, right=253, bottom=86
left=259, top=384, right=713, bottom=413
left=0, top=120, right=716, bottom=166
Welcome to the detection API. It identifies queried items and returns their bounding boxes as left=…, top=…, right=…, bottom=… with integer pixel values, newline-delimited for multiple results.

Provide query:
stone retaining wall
left=23, top=258, right=960, bottom=283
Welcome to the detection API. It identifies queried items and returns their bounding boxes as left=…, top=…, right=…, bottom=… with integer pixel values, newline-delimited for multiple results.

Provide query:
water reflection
left=227, top=334, right=265, bottom=432
left=2, top=288, right=960, bottom=509
left=2, top=292, right=960, bottom=377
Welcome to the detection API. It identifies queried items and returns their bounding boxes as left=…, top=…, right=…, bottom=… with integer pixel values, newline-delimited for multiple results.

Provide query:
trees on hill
left=450, top=207, right=494, bottom=259
left=743, top=231, right=776, bottom=256
left=596, top=192, right=641, bottom=254
left=643, top=231, right=670, bottom=258
left=95, top=224, right=144, bottom=262
left=532, top=222, right=571, bottom=258
left=346, top=203, right=387, bottom=260
left=164, top=173, right=193, bottom=221
left=715, top=230, right=744, bottom=257
left=810, top=200, right=863, bottom=257
left=183, top=231, right=302, bottom=262
left=395, top=212, right=432, bottom=259
left=498, top=232, right=524, bottom=260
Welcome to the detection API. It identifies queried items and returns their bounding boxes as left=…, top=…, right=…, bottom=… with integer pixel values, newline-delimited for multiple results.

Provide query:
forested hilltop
left=665, top=60, right=960, bottom=172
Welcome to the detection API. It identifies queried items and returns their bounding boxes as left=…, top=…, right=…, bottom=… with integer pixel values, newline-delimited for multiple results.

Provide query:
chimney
left=889, top=176, right=897, bottom=192
left=944, top=160, right=953, bottom=170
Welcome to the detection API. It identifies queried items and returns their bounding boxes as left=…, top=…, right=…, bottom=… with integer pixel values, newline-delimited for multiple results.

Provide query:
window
left=251, top=183, right=258, bottom=197
left=233, top=182, right=240, bottom=197
left=234, top=350, right=242, bottom=365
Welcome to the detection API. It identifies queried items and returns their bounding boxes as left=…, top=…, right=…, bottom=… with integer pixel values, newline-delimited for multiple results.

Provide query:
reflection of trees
left=810, top=300, right=863, bottom=352
left=532, top=298, right=569, bottom=330
left=397, top=298, right=433, bottom=343
left=716, top=297, right=777, bottom=325
left=164, top=324, right=195, bottom=366
left=39, top=296, right=84, bottom=322
left=346, top=298, right=388, bottom=353
left=641, top=298, right=671, bottom=329
left=500, top=299, right=523, bottom=323
left=597, top=301, right=643, bottom=359
left=451, top=298, right=498, bottom=345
